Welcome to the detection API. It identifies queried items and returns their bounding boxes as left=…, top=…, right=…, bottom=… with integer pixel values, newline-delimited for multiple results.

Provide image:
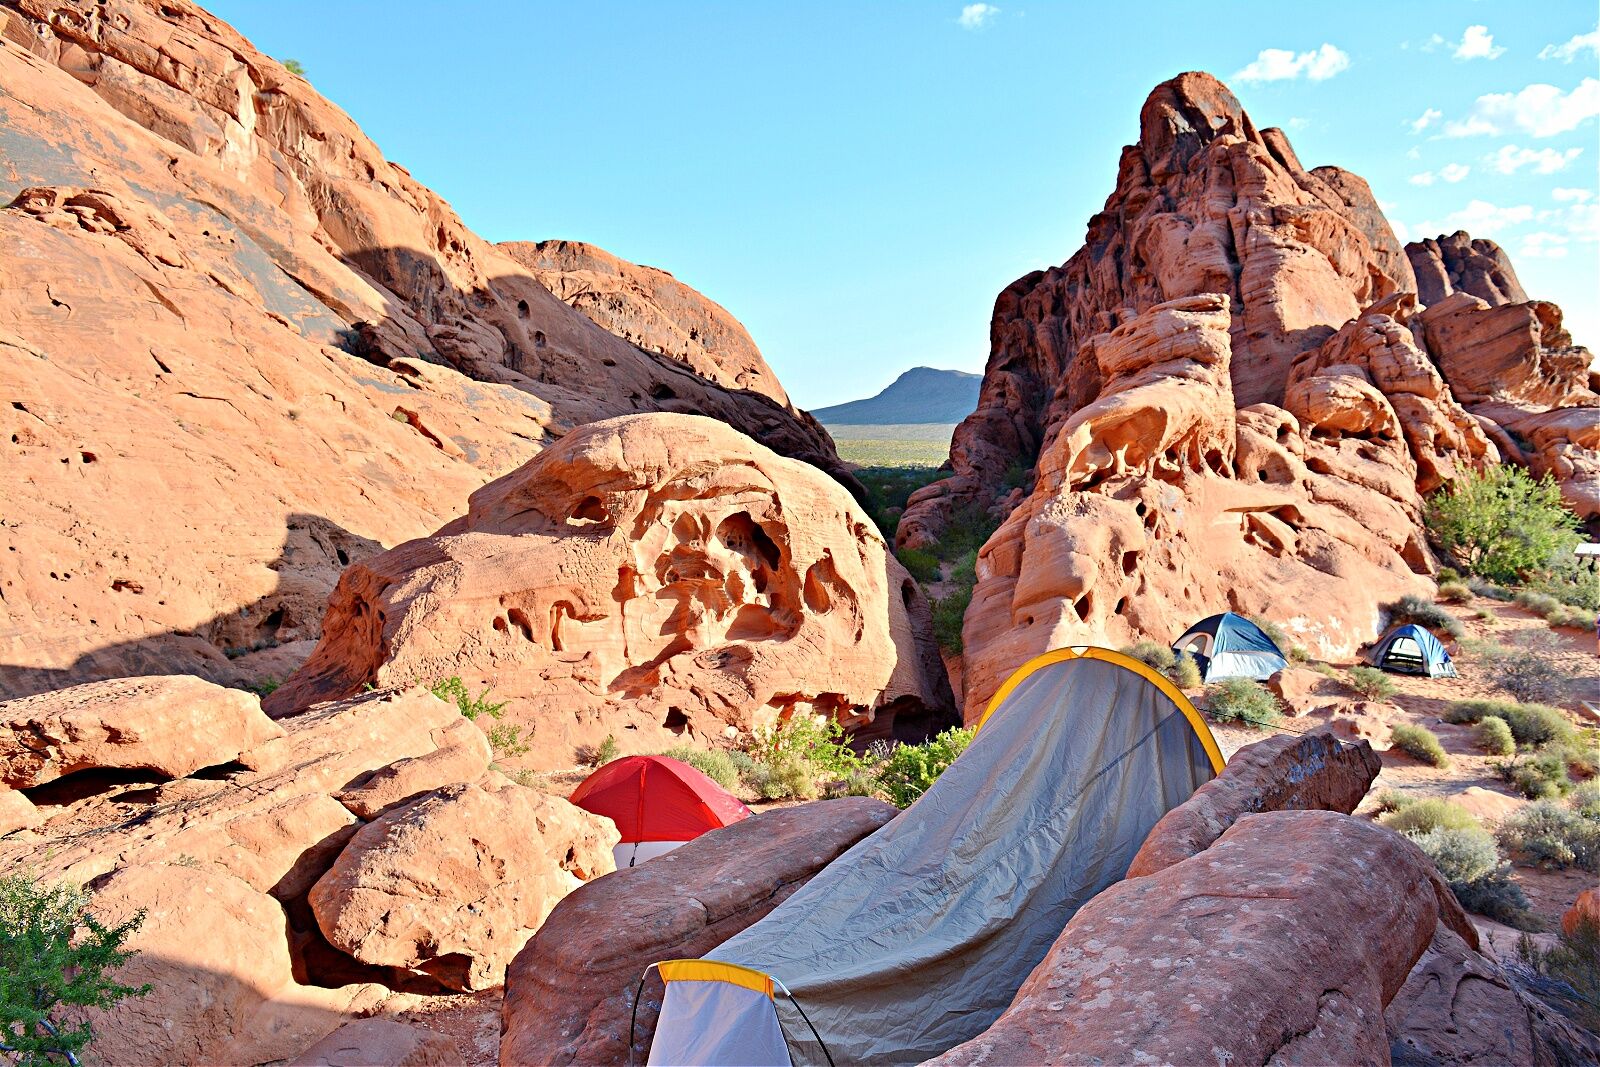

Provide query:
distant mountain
left=813, top=367, right=982, bottom=425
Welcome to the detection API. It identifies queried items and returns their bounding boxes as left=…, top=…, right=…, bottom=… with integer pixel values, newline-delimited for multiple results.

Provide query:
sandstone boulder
left=1407, top=231, right=1529, bottom=308
left=1267, top=666, right=1345, bottom=717
left=1562, top=886, right=1600, bottom=937
left=1386, top=925, right=1600, bottom=1066
left=1328, top=700, right=1404, bottom=750
left=499, top=797, right=897, bottom=1066
left=1128, top=730, right=1382, bottom=877
left=929, top=811, right=1469, bottom=1066
left=1448, top=786, right=1526, bottom=825
left=270, top=414, right=954, bottom=765
left=334, top=715, right=492, bottom=819
left=310, top=781, right=618, bottom=991
left=0, top=787, right=41, bottom=835
left=0, top=675, right=282, bottom=787
left=81, top=862, right=388, bottom=1066
left=289, top=1019, right=459, bottom=1067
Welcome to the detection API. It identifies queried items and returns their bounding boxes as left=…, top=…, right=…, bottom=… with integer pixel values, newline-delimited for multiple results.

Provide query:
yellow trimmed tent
left=646, top=647, right=1222, bottom=1065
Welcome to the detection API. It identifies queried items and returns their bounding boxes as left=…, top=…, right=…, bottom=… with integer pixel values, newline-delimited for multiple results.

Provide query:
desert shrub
left=1515, top=589, right=1565, bottom=616
left=1474, top=606, right=1498, bottom=623
left=591, top=735, right=621, bottom=767
left=1405, top=825, right=1534, bottom=926
left=749, top=715, right=860, bottom=780
left=1498, top=800, right=1600, bottom=871
left=1206, top=678, right=1281, bottom=728
left=931, top=587, right=970, bottom=654
left=661, top=746, right=740, bottom=791
left=1571, top=779, right=1600, bottom=818
left=1545, top=602, right=1592, bottom=630
left=1247, top=615, right=1290, bottom=654
left=1474, top=716, right=1516, bottom=756
left=1380, top=797, right=1479, bottom=835
left=429, top=676, right=506, bottom=722
left=854, top=466, right=943, bottom=541
left=1523, top=916, right=1600, bottom=1030
left=1529, top=555, right=1600, bottom=612
left=895, top=547, right=940, bottom=584
left=1492, top=649, right=1569, bottom=704
left=1171, top=651, right=1203, bottom=689
left=1437, top=580, right=1474, bottom=603
left=1001, top=461, right=1033, bottom=492
left=1445, top=699, right=1573, bottom=748
left=877, top=727, right=974, bottom=809
left=824, top=766, right=886, bottom=800
left=486, top=722, right=531, bottom=758
left=245, top=676, right=280, bottom=697
left=1382, top=594, right=1466, bottom=640
left=1309, top=661, right=1340, bottom=679
left=1438, top=566, right=1462, bottom=583
left=743, top=755, right=820, bottom=801
left=1456, top=636, right=1509, bottom=660
left=1468, top=577, right=1515, bottom=601
left=1391, top=723, right=1450, bottom=768
left=1504, top=752, right=1573, bottom=800
left=1121, top=640, right=1176, bottom=673
left=282, top=58, right=306, bottom=75
left=1373, top=789, right=1412, bottom=813
left=1452, top=866, right=1537, bottom=928
left=1555, top=742, right=1600, bottom=780
left=1426, top=465, right=1582, bottom=583
left=1288, top=645, right=1311, bottom=664
left=1346, top=665, right=1396, bottom=701
left=942, top=504, right=1002, bottom=559
left=0, top=873, right=150, bottom=1066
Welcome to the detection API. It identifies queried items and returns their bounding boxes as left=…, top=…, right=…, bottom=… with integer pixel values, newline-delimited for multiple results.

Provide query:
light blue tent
left=1171, top=612, right=1288, bottom=681
left=1367, top=623, right=1457, bottom=678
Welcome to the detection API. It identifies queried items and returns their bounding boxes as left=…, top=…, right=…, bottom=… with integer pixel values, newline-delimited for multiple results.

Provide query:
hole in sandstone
left=568, top=495, right=608, bottom=526
left=24, top=767, right=166, bottom=808
left=508, top=607, right=535, bottom=642
left=1134, top=502, right=1146, bottom=517
left=649, top=382, right=677, bottom=400
left=663, top=708, right=689, bottom=734
left=901, top=580, right=915, bottom=611
left=1114, top=596, right=1128, bottom=614
left=727, top=604, right=790, bottom=641
left=336, top=547, right=350, bottom=566
left=1121, top=551, right=1138, bottom=576
left=1075, top=593, right=1093, bottom=622
left=533, top=330, right=547, bottom=348
left=492, top=616, right=508, bottom=633
left=80, top=451, right=97, bottom=463
left=516, top=299, right=529, bottom=318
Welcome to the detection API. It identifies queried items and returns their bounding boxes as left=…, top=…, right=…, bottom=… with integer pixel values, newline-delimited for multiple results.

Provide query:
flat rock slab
left=290, top=1018, right=459, bottom=1066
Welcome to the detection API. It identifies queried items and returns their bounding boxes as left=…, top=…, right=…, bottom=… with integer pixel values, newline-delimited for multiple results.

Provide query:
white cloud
left=1486, top=145, right=1583, bottom=174
left=1539, top=27, right=1600, bottom=62
left=1232, top=44, right=1350, bottom=84
left=1553, top=187, right=1594, bottom=203
left=1390, top=218, right=1413, bottom=242
left=1410, top=171, right=1437, bottom=186
left=1286, top=116, right=1309, bottom=130
left=1410, top=107, right=1442, bottom=133
left=957, top=3, right=998, bottom=29
left=1453, top=25, right=1505, bottom=61
left=1440, top=163, right=1472, bottom=183
left=1407, top=146, right=1422, bottom=160
left=1520, top=231, right=1569, bottom=258
left=1422, top=34, right=1446, bottom=53
left=1444, top=199, right=1535, bottom=237
left=1443, top=78, right=1600, bottom=138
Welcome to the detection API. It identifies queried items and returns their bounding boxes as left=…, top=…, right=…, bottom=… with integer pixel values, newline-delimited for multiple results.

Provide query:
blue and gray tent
left=1366, top=623, right=1457, bottom=678
left=1171, top=612, right=1287, bottom=682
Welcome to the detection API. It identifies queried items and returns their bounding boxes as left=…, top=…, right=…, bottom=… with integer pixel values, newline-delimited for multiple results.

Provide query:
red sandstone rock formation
left=1407, top=231, right=1529, bottom=308
left=269, top=414, right=955, bottom=764
left=502, top=239, right=793, bottom=408
left=0, top=0, right=852, bottom=698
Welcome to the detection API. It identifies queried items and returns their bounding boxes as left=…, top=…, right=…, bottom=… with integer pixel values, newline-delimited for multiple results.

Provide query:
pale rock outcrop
left=955, top=295, right=1432, bottom=711
left=1267, top=666, right=1345, bottom=717
left=502, top=239, right=792, bottom=407
left=1127, top=730, right=1382, bottom=877
left=0, top=787, right=41, bottom=834
left=270, top=414, right=955, bottom=765
left=1328, top=700, right=1404, bottom=750
left=1447, top=785, right=1526, bottom=824
left=1406, top=231, right=1529, bottom=308
left=290, top=1019, right=460, bottom=1067
left=929, top=811, right=1468, bottom=1066
left=499, top=797, right=897, bottom=1066
left=0, top=675, right=282, bottom=787
left=309, top=781, right=617, bottom=991
left=0, top=0, right=850, bottom=697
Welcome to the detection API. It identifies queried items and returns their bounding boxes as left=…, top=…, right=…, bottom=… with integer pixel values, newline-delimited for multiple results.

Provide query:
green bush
left=1498, top=800, right=1600, bottom=871
left=1492, top=648, right=1569, bottom=704
left=1246, top=615, right=1290, bottom=654
left=1120, top=641, right=1176, bottom=673
left=1171, top=652, right=1203, bottom=689
left=1523, top=915, right=1600, bottom=1029
left=1546, top=603, right=1592, bottom=630
left=1382, top=594, right=1466, bottom=640
left=1373, top=789, right=1412, bottom=813
left=591, top=735, right=621, bottom=767
left=931, top=586, right=971, bottom=654
left=749, top=715, right=861, bottom=780
left=1438, top=566, right=1462, bottom=583
left=1391, top=723, right=1450, bottom=768
left=1555, top=742, right=1600, bottom=780
left=1437, top=580, right=1473, bottom=603
left=1514, top=589, right=1564, bottom=616
left=1474, top=606, right=1498, bottom=623
left=1288, top=645, right=1311, bottom=664
left=895, top=548, right=940, bottom=584
left=743, top=755, right=820, bottom=801
left=282, top=58, right=306, bottom=76
left=1468, top=577, right=1515, bottom=601
left=1346, top=665, right=1396, bottom=701
left=1425, top=465, right=1582, bottom=583
left=1530, top=557, right=1600, bottom=612
left=1381, top=797, right=1479, bottom=835
left=877, top=727, right=974, bottom=808
left=1503, top=752, right=1573, bottom=799
left=1571, top=779, right=1600, bottom=818
left=0, top=873, right=150, bottom=1065
left=1206, top=678, right=1282, bottom=729
left=1445, top=699, right=1574, bottom=747
left=1407, top=825, right=1500, bottom=884
left=430, top=676, right=507, bottom=722
left=1452, top=865, right=1537, bottom=929
left=487, top=722, right=531, bottom=758
left=1474, top=716, right=1516, bottom=757
left=661, top=746, right=740, bottom=791
left=246, top=676, right=280, bottom=697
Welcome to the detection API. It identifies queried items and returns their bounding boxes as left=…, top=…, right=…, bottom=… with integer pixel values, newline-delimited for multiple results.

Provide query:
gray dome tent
left=1172, top=611, right=1288, bottom=681
left=645, top=647, right=1223, bottom=1066
left=1367, top=623, right=1457, bottom=678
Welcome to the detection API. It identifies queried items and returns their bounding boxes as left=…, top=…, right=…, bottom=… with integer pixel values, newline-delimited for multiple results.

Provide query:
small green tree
left=282, top=58, right=306, bottom=76
left=1426, top=466, right=1581, bottom=583
left=0, top=873, right=150, bottom=1066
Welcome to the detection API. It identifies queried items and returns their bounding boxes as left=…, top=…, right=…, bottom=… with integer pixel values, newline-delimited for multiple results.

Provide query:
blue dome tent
left=1171, top=612, right=1288, bottom=682
left=1366, top=623, right=1457, bottom=678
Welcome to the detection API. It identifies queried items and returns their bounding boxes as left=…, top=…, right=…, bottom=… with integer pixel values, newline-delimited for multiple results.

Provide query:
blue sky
left=210, top=2, right=1598, bottom=409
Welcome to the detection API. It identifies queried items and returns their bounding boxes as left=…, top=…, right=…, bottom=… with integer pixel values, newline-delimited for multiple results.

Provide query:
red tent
left=570, top=755, right=752, bottom=868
